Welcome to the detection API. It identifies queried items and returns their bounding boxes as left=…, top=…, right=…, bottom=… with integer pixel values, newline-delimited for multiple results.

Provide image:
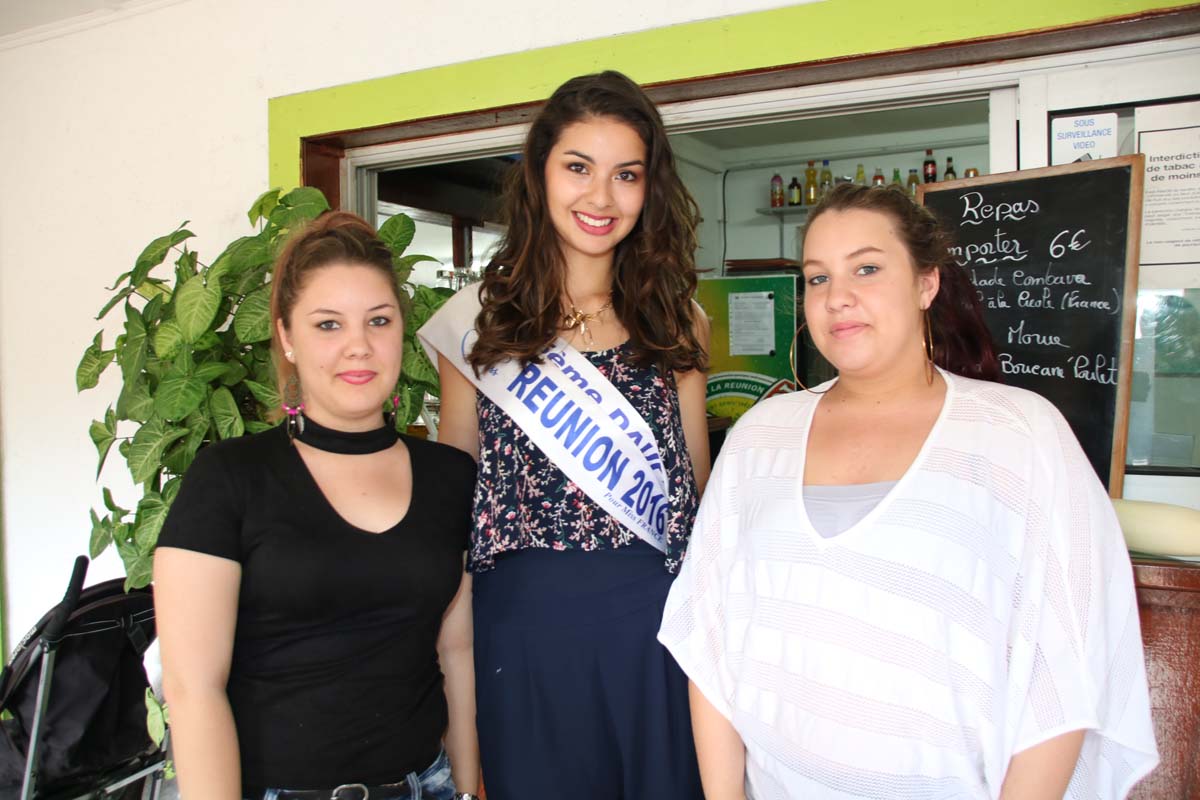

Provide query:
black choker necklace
left=293, top=416, right=399, bottom=455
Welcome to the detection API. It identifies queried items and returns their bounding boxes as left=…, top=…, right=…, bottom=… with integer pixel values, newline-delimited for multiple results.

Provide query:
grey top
left=803, top=481, right=898, bottom=538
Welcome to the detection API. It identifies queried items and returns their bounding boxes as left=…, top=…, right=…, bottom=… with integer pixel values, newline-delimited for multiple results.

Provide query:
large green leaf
left=410, top=284, right=450, bottom=325
left=154, top=374, right=208, bottom=421
left=193, top=361, right=230, bottom=383
left=131, top=225, right=194, bottom=288
left=124, top=554, right=154, bottom=591
left=379, top=213, right=416, bottom=256
left=244, top=379, right=280, bottom=409
left=133, top=492, right=168, bottom=554
left=77, top=331, right=115, bottom=391
left=393, top=253, right=440, bottom=284
left=89, top=510, right=113, bottom=560
left=269, top=187, right=329, bottom=231
left=233, top=285, right=272, bottom=343
left=248, top=188, right=281, bottom=227
left=245, top=420, right=276, bottom=434
left=209, top=232, right=271, bottom=288
left=175, top=248, right=199, bottom=278
left=141, top=294, right=165, bottom=325
left=161, top=476, right=183, bottom=506
left=146, top=689, right=168, bottom=748
left=127, top=417, right=188, bottom=483
left=166, top=346, right=194, bottom=378
left=96, top=286, right=135, bottom=320
left=120, top=303, right=148, bottom=381
left=220, top=361, right=248, bottom=386
left=231, top=262, right=270, bottom=298
left=117, top=377, right=154, bottom=422
left=175, top=275, right=221, bottom=342
left=88, top=407, right=117, bottom=476
left=193, top=330, right=222, bottom=351
left=182, top=409, right=211, bottom=456
left=153, top=320, right=182, bottom=359
left=402, top=338, right=439, bottom=387
left=210, top=387, right=244, bottom=440
left=134, top=280, right=171, bottom=306
left=102, top=487, right=130, bottom=520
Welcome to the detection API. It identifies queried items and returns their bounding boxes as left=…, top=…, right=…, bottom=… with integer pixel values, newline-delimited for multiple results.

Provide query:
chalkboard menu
left=919, top=155, right=1143, bottom=494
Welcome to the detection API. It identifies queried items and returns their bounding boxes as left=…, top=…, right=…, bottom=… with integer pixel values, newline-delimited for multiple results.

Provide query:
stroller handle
left=43, top=556, right=89, bottom=645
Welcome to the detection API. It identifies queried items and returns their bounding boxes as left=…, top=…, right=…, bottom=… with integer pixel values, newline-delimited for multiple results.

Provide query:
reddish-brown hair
left=269, top=210, right=403, bottom=393
left=804, top=183, right=1000, bottom=382
left=468, top=70, right=706, bottom=376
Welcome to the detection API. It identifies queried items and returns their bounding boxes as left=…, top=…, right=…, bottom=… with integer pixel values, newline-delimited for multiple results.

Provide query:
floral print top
left=470, top=342, right=699, bottom=574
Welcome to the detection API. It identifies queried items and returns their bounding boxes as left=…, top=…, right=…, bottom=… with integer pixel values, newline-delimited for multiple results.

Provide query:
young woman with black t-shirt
left=154, top=212, right=481, bottom=800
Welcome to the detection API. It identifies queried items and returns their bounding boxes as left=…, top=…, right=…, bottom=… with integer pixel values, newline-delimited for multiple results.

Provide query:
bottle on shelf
left=964, top=167, right=980, bottom=179
left=819, top=160, right=834, bottom=198
left=770, top=173, right=785, bottom=208
left=787, top=177, right=802, bottom=206
left=804, top=161, right=819, bottom=205
left=923, top=149, right=937, bottom=183
left=944, top=157, right=957, bottom=181
left=854, top=163, right=866, bottom=185
left=890, top=167, right=903, bottom=186
left=871, top=167, right=885, bottom=187
left=906, top=168, right=920, bottom=196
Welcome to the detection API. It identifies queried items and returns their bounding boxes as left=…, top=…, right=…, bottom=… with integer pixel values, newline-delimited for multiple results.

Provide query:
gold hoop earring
left=789, top=322, right=829, bottom=394
left=924, top=310, right=935, bottom=386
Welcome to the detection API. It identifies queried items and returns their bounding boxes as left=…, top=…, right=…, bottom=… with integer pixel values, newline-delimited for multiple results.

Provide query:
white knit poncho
left=659, top=371, right=1158, bottom=799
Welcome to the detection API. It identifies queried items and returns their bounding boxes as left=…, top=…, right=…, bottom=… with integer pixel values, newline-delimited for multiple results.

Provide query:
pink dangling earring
left=283, top=401, right=306, bottom=439
left=385, top=394, right=401, bottom=430
left=282, top=374, right=305, bottom=439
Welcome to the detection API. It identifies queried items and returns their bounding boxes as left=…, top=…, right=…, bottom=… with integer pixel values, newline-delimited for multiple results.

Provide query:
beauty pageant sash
left=418, top=286, right=671, bottom=552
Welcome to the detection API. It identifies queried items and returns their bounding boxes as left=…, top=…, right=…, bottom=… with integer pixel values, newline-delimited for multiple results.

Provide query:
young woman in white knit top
left=659, top=184, right=1158, bottom=799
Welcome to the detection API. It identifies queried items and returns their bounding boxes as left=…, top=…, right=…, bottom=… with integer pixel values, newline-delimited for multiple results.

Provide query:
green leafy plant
left=79, top=188, right=450, bottom=589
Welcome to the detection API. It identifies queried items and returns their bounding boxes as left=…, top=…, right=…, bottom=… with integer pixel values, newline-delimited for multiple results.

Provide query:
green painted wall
left=268, top=0, right=1194, bottom=189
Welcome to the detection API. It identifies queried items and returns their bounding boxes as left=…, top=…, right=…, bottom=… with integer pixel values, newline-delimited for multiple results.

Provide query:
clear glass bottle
left=819, top=159, right=833, bottom=197
left=944, top=157, right=957, bottom=181
left=770, top=173, right=784, bottom=208
left=804, top=161, right=819, bottom=205
left=906, top=168, right=920, bottom=196
left=871, top=167, right=885, bottom=186
left=854, top=163, right=866, bottom=185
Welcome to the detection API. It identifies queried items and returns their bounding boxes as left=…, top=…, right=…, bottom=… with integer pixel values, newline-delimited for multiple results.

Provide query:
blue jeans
left=256, top=748, right=456, bottom=800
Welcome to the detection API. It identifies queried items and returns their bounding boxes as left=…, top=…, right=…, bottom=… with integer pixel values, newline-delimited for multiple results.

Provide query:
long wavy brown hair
left=467, top=70, right=706, bottom=376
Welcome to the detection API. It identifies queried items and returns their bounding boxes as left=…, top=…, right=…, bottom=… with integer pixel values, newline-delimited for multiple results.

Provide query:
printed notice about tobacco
left=1139, top=123, right=1200, bottom=265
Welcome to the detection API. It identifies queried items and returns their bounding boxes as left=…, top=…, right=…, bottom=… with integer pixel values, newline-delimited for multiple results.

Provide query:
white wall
left=0, top=0, right=804, bottom=643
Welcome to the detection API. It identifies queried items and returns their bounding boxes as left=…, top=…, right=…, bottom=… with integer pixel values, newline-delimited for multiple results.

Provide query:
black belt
left=259, top=782, right=414, bottom=800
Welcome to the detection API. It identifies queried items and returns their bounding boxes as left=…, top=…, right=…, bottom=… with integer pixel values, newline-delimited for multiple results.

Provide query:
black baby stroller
left=0, top=556, right=168, bottom=799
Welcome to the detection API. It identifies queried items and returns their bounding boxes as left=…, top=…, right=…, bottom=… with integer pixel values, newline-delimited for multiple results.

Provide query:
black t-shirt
left=156, top=424, right=476, bottom=791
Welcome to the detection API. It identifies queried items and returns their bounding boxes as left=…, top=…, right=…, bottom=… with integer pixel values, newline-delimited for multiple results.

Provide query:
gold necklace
left=563, top=296, right=613, bottom=350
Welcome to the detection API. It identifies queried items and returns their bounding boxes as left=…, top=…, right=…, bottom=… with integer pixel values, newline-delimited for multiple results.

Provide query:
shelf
left=756, top=206, right=813, bottom=218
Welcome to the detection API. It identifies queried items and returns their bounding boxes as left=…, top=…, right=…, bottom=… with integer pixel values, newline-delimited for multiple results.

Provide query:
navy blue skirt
left=473, top=541, right=703, bottom=800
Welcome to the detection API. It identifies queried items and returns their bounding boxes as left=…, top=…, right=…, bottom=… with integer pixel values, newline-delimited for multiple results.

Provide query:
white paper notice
left=1051, top=113, right=1118, bottom=165
left=729, top=291, right=776, bottom=356
left=1137, top=101, right=1200, bottom=267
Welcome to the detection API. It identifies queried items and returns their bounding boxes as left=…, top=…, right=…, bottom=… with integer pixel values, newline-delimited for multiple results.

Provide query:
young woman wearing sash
left=658, top=184, right=1158, bottom=798
left=420, top=71, right=710, bottom=799
left=155, top=213, right=481, bottom=800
